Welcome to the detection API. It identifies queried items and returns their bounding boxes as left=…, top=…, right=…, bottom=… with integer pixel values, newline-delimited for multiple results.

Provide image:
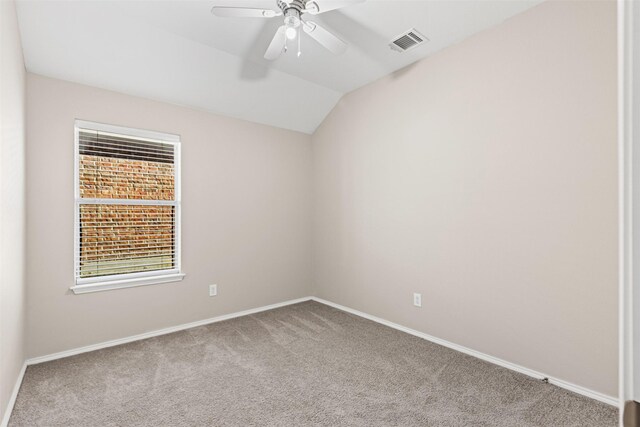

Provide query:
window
left=71, top=120, right=183, bottom=294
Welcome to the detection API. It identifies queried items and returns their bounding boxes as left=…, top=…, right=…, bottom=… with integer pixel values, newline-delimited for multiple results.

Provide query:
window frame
left=71, top=120, right=184, bottom=294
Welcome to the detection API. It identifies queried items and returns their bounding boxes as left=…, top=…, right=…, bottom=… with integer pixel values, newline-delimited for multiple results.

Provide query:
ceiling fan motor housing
left=278, top=0, right=307, bottom=14
left=280, top=0, right=305, bottom=32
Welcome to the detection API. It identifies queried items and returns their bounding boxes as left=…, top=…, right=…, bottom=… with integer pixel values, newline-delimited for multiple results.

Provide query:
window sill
left=70, top=273, right=185, bottom=294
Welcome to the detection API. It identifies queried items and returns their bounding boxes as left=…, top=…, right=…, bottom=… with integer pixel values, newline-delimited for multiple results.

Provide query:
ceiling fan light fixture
left=285, top=26, right=298, bottom=40
left=284, top=14, right=300, bottom=28
left=284, top=13, right=301, bottom=40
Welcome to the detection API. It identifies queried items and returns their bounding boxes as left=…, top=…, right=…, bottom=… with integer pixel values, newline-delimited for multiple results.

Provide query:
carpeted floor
left=10, top=301, right=617, bottom=426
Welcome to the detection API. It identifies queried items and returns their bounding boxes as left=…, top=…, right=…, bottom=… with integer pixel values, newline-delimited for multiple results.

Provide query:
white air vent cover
left=389, top=28, right=428, bottom=52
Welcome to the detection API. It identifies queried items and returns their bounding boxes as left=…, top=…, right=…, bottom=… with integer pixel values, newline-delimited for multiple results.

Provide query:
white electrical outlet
left=413, top=293, right=422, bottom=307
left=209, top=284, right=217, bottom=297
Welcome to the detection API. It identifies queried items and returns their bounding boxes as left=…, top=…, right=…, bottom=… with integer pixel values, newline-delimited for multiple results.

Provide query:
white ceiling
left=16, top=0, right=543, bottom=134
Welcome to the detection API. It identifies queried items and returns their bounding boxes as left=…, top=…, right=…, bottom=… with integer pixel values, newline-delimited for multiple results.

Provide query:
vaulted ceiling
left=16, top=0, right=543, bottom=134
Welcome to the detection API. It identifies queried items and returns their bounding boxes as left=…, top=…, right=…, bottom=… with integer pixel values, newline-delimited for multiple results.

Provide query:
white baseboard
left=27, top=296, right=312, bottom=365
left=1, top=362, right=27, bottom=427
left=311, top=297, right=618, bottom=407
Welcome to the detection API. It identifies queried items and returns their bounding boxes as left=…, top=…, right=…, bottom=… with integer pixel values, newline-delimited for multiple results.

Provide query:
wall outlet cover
left=413, top=293, right=422, bottom=307
left=209, top=284, right=217, bottom=297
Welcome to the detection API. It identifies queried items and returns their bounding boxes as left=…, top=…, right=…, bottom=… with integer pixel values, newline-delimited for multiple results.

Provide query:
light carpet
left=9, top=301, right=618, bottom=426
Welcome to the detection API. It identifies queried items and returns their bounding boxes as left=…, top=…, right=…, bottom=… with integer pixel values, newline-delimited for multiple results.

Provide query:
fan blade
left=304, top=0, right=365, bottom=15
left=211, top=7, right=281, bottom=18
left=264, top=26, right=287, bottom=60
left=302, top=21, right=347, bottom=55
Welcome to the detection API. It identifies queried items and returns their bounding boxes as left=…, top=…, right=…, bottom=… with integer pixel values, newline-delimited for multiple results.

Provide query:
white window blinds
left=74, top=121, right=181, bottom=290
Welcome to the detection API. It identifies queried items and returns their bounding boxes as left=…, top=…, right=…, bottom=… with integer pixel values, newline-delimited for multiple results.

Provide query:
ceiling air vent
left=389, top=28, right=428, bottom=52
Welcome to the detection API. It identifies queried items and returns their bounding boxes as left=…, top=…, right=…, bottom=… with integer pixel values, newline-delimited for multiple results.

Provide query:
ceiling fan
left=211, top=0, right=365, bottom=60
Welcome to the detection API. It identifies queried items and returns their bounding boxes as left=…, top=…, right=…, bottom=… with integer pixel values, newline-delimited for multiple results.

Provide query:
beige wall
left=0, top=0, right=26, bottom=421
left=26, top=74, right=313, bottom=358
left=312, top=0, right=618, bottom=397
